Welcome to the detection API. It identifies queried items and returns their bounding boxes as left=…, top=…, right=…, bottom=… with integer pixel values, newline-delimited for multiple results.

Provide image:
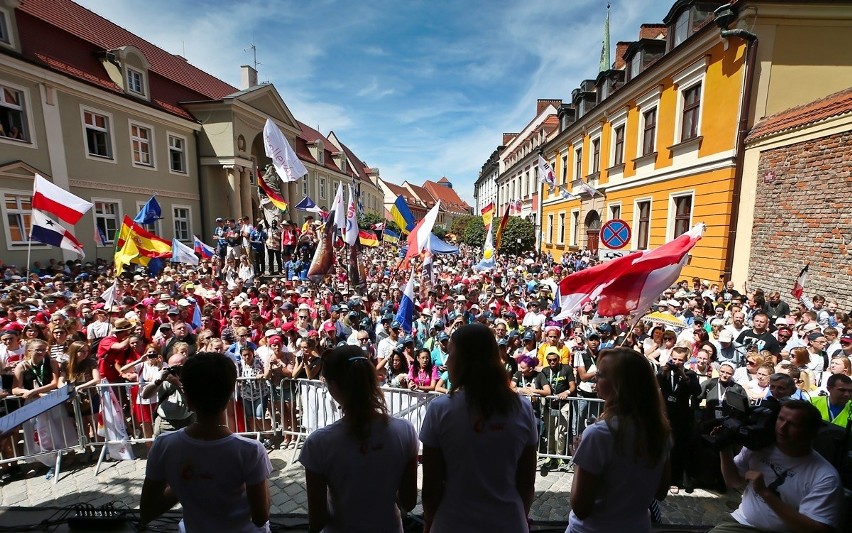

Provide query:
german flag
left=358, top=229, right=379, bottom=247
left=258, top=171, right=288, bottom=211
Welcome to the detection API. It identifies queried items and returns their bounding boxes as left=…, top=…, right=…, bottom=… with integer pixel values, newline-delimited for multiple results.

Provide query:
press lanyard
left=828, top=403, right=844, bottom=423
left=33, top=360, right=46, bottom=387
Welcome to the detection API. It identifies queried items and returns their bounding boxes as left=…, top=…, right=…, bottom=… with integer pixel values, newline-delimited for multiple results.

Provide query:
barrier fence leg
left=93, top=442, right=109, bottom=477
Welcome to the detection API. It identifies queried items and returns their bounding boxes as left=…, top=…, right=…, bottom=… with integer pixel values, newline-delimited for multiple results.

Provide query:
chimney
left=639, top=23, right=667, bottom=40
left=537, top=99, right=562, bottom=115
left=240, top=65, right=258, bottom=89
left=503, top=133, right=518, bottom=145
left=613, top=41, right=630, bottom=70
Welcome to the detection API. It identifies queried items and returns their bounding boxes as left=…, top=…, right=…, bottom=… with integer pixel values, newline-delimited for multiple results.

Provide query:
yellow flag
left=114, top=235, right=140, bottom=276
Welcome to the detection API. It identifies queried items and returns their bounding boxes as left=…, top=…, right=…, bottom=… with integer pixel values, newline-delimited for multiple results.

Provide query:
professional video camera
left=703, top=389, right=779, bottom=450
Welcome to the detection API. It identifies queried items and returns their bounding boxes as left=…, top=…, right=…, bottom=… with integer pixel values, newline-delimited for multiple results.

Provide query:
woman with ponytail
left=301, top=344, right=417, bottom=533
left=420, top=323, right=538, bottom=532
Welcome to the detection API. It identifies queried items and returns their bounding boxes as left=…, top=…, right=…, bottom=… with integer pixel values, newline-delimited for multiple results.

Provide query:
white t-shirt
left=522, top=311, right=546, bottom=329
left=376, top=337, right=396, bottom=363
left=567, top=418, right=670, bottom=533
left=419, top=390, right=538, bottom=532
left=145, top=429, right=272, bottom=533
left=299, top=416, right=417, bottom=533
left=730, top=445, right=843, bottom=531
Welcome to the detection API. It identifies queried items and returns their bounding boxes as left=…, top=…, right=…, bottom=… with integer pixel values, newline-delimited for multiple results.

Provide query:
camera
left=666, top=360, right=677, bottom=371
left=162, top=365, right=182, bottom=379
left=703, top=389, right=778, bottom=450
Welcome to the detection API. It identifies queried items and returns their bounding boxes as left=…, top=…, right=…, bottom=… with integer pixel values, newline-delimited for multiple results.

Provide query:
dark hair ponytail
left=321, top=345, right=388, bottom=440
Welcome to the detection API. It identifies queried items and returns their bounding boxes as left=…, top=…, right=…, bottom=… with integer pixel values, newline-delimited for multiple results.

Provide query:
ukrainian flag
left=389, top=196, right=415, bottom=234
left=382, top=228, right=400, bottom=245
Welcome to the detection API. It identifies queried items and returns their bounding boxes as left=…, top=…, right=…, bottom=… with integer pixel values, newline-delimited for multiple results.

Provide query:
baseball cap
left=391, top=320, right=402, bottom=329
left=437, top=332, right=450, bottom=342
left=522, top=330, right=536, bottom=342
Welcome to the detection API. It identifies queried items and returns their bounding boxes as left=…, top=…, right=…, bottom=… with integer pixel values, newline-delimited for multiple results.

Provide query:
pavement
left=0, top=445, right=736, bottom=531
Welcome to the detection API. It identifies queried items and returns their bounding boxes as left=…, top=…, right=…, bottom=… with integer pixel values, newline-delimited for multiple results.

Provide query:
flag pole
left=24, top=233, right=33, bottom=282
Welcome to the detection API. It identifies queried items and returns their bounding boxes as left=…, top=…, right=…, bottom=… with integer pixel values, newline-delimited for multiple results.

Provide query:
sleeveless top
left=22, top=358, right=54, bottom=390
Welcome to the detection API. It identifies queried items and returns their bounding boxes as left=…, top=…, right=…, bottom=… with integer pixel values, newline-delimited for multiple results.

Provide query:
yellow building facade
left=540, top=0, right=852, bottom=283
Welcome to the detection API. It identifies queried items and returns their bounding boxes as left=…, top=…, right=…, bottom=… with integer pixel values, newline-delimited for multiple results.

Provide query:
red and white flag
left=556, top=224, right=704, bottom=318
left=32, top=174, right=92, bottom=225
left=791, top=264, right=808, bottom=300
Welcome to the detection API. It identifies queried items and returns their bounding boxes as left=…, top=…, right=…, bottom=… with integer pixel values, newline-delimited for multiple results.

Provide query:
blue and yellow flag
left=389, top=196, right=415, bottom=234
left=382, top=228, right=400, bottom=244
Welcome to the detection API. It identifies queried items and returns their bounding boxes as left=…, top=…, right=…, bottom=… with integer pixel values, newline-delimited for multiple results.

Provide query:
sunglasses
left=546, top=358, right=559, bottom=362
left=298, top=315, right=309, bottom=319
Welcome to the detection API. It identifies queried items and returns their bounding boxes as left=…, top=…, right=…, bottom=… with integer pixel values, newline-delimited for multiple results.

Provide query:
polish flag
left=556, top=224, right=704, bottom=318
left=32, top=174, right=92, bottom=225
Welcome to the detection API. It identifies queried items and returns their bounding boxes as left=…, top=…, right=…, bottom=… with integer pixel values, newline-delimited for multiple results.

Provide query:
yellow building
left=539, top=0, right=852, bottom=283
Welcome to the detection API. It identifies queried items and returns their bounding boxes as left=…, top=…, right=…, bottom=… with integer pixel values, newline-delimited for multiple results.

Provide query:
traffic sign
left=600, top=219, right=631, bottom=249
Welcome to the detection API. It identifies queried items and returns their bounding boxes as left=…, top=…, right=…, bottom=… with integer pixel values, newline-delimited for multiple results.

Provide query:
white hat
left=718, top=330, right=733, bottom=343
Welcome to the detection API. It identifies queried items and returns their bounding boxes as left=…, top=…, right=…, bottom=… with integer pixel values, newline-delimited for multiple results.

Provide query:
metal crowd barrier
left=516, top=392, right=605, bottom=464
left=0, top=390, right=82, bottom=484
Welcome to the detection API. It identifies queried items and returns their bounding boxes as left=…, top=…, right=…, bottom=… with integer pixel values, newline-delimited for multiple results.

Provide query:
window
left=636, top=201, right=650, bottom=250
left=630, top=53, right=641, bottom=79
left=613, top=125, right=625, bottom=166
left=127, top=67, right=145, bottom=96
left=574, top=147, right=583, bottom=181
left=673, top=11, right=690, bottom=47
left=609, top=204, right=621, bottom=220
left=571, top=210, right=580, bottom=246
left=0, top=85, right=29, bottom=142
left=561, top=154, right=568, bottom=183
left=558, top=213, right=565, bottom=245
left=0, top=11, right=8, bottom=44
left=319, top=177, right=326, bottom=199
left=673, top=195, right=692, bottom=236
left=547, top=214, right=554, bottom=244
left=681, top=84, right=701, bottom=141
left=173, top=206, right=191, bottom=241
left=4, top=193, right=32, bottom=245
left=168, top=134, right=186, bottom=173
left=302, top=175, right=309, bottom=197
left=642, top=107, right=657, bottom=155
left=93, top=201, right=120, bottom=243
left=591, top=139, right=600, bottom=174
left=130, top=122, right=153, bottom=167
left=84, top=110, right=112, bottom=158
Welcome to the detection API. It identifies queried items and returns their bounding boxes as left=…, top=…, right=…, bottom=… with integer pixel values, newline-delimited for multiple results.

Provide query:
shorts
left=272, top=383, right=293, bottom=403
left=241, top=396, right=268, bottom=420
left=135, top=402, right=158, bottom=423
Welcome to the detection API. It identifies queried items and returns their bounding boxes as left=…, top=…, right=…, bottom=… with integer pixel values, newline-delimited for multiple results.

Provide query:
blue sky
left=77, top=0, right=673, bottom=204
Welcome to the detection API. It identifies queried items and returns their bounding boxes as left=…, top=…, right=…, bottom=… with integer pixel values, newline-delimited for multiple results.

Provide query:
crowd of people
left=1, top=212, right=851, bottom=530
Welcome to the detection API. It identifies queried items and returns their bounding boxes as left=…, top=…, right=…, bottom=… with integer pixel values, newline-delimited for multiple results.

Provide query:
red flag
left=556, top=225, right=704, bottom=318
left=791, top=264, right=808, bottom=300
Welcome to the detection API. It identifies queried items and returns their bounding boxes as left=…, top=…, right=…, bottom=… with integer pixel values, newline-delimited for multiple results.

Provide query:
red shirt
left=97, top=336, right=131, bottom=383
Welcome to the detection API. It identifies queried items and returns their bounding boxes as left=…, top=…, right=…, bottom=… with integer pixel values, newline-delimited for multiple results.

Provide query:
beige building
left=0, top=0, right=383, bottom=267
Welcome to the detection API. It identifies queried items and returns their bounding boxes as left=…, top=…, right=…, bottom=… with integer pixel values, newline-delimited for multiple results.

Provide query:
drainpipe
left=714, top=4, right=758, bottom=284
left=194, top=130, right=208, bottom=241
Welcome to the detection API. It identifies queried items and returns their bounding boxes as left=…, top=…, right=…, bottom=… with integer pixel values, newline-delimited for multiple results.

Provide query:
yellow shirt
left=536, top=343, right=571, bottom=367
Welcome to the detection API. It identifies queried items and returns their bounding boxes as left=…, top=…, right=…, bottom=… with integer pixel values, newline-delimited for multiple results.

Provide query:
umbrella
left=642, top=311, right=686, bottom=329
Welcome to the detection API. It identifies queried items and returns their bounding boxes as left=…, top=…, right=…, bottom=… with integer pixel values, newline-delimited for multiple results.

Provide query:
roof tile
left=747, top=87, right=852, bottom=142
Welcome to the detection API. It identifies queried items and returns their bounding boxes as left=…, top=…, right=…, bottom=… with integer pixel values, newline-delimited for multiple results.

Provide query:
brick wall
left=748, top=129, right=852, bottom=309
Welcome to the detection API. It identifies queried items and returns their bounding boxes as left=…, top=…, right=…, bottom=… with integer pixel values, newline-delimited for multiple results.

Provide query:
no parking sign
left=600, top=219, right=631, bottom=249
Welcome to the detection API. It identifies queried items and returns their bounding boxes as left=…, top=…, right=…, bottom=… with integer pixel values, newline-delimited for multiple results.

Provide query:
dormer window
left=0, top=11, right=9, bottom=45
left=665, top=1, right=726, bottom=51
left=100, top=45, right=150, bottom=101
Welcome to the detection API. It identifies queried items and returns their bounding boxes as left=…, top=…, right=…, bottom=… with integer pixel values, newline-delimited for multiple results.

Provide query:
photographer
left=712, top=401, right=843, bottom=533
left=658, top=346, right=701, bottom=493
left=141, top=353, right=194, bottom=437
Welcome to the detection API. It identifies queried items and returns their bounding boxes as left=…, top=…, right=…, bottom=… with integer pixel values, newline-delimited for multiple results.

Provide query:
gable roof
left=327, top=132, right=370, bottom=182
left=746, top=87, right=852, bottom=142
left=423, top=180, right=471, bottom=215
left=15, top=0, right=237, bottom=120
left=296, top=121, right=357, bottom=177
left=403, top=182, right=436, bottom=209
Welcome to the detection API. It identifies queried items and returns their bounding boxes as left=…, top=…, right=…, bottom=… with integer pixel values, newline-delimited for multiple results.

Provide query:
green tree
left=450, top=215, right=475, bottom=237
left=496, top=217, right=535, bottom=256
left=462, top=216, right=486, bottom=248
left=359, top=212, right=400, bottom=235
left=433, top=225, right=448, bottom=240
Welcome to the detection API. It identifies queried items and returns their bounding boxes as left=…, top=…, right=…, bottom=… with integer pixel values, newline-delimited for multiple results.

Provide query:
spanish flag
left=494, top=204, right=511, bottom=249
left=258, top=171, right=288, bottom=212
left=358, top=229, right=379, bottom=247
left=116, top=216, right=172, bottom=259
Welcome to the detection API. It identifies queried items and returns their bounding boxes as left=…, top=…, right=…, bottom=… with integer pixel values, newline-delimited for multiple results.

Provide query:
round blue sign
left=600, top=219, right=631, bottom=249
